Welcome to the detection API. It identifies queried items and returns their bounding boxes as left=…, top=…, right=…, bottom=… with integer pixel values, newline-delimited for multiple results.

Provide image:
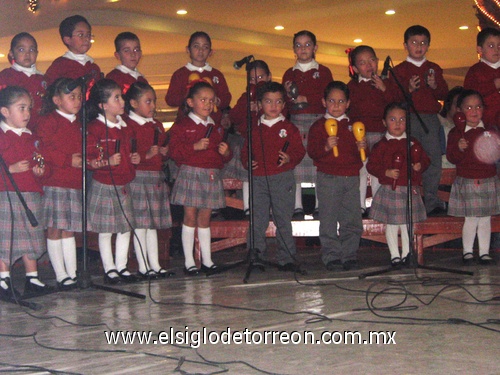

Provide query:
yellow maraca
left=324, top=118, right=338, bottom=157
left=188, top=72, right=201, bottom=82
left=352, top=121, right=366, bottom=161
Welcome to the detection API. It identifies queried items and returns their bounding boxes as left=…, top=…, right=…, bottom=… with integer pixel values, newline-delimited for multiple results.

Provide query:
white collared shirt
left=63, top=51, right=94, bottom=66
left=406, top=56, right=427, bottom=67
left=11, top=62, right=41, bottom=77
left=128, top=110, right=153, bottom=126
left=480, top=58, right=500, bottom=70
left=465, top=121, right=485, bottom=133
left=292, top=60, right=319, bottom=73
left=259, top=114, right=285, bottom=127
left=185, top=62, right=213, bottom=73
left=324, top=113, right=349, bottom=122
left=188, top=112, right=214, bottom=126
left=385, top=132, right=407, bottom=140
left=97, top=114, right=127, bottom=129
left=115, top=64, right=143, bottom=80
left=56, top=109, right=77, bottom=123
left=0, top=121, right=32, bottom=136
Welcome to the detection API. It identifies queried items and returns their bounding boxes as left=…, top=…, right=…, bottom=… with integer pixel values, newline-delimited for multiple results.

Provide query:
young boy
left=464, top=27, right=500, bottom=128
left=307, top=81, right=366, bottom=271
left=106, top=32, right=149, bottom=94
left=45, top=15, right=101, bottom=88
left=240, top=82, right=305, bottom=271
left=391, top=25, right=449, bottom=216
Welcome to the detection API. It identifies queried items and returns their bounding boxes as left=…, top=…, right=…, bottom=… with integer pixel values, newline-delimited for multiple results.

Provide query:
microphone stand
left=359, top=62, right=471, bottom=279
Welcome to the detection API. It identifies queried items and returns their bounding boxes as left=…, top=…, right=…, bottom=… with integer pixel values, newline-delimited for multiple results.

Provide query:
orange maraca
left=352, top=121, right=366, bottom=161
left=188, top=72, right=201, bottom=83
left=324, top=119, right=339, bottom=157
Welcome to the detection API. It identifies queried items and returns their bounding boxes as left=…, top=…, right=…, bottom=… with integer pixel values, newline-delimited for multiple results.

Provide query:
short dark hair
left=477, top=27, right=500, bottom=47
left=256, top=81, right=286, bottom=102
left=10, top=32, right=38, bottom=53
left=114, top=32, right=140, bottom=52
left=59, top=15, right=91, bottom=40
left=324, top=81, right=349, bottom=101
left=0, top=86, right=31, bottom=121
left=246, top=60, right=270, bottom=75
left=293, top=30, right=317, bottom=46
left=124, top=81, right=155, bottom=113
left=383, top=102, right=407, bottom=120
left=457, top=89, right=484, bottom=109
left=348, top=45, right=377, bottom=80
left=404, top=25, right=431, bottom=44
left=440, top=86, right=464, bottom=118
left=188, top=31, right=211, bottom=48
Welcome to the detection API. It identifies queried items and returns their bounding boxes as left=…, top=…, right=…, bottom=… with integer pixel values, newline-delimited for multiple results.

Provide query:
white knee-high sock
left=182, top=224, right=196, bottom=269
left=115, top=232, right=131, bottom=273
left=385, top=224, right=400, bottom=260
left=198, top=227, right=213, bottom=267
left=61, top=237, right=77, bottom=279
left=294, top=184, right=302, bottom=210
left=133, top=229, right=149, bottom=273
left=99, top=233, right=116, bottom=272
left=146, top=229, right=161, bottom=272
left=243, top=181, right=250, bottom=212
left=477, top=216, right=491, bottom=256
left=463, top=217, right=480, bottom=254
left=400, top=224, right=410, bottom=258
left=47, top=239, right=68, bottom=282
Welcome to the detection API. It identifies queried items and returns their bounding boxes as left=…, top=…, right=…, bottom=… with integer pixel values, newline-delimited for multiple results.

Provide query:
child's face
left=404, top=35, right=430, bottom=61
left=322, top=88, right=349, bottom=118
left=102, top=88, right=125, bottom=119
left=53, top=87, right=82, bottom=115
left=10, top=37, right=38, bottom=68
left=353, top=50, right=378, bottom=79
left=460, top=94, right=483, bottom=128
left=187, top=36, right=212, bottom=67
left=131, top=90, right=156, bottom=119
left=477, top=35, right=500, bottom=64
left=115, top=39, right=142, bottom=70
left=187, top=87, right=215, bottom=121
left=0, top=94, right=31, bottom=129
left=383, top=108, right=407, bottom=137
left=293, top=35, right=317, bottom=63
left=259, top=91, right=285, bottom=120
left=249, top=67, right=271, bottom=84
left=63, top=21, right=92, bottom=55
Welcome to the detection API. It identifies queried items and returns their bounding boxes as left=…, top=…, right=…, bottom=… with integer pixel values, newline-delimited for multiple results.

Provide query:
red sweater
left=367, top=136, right=429, bottom=186
left=446, top=126, right=497, bottom=179
left=168, top=115, right=232, bottom=170
left=347, top=78, right=399, bottom=133
left=241, top=116, right=305, bottom=176
left=105, top=69, right=149, bottom=94
left=0, top=68, right=47, bottom=131
left=36, top=111, right=82, bottom=190
left=391, top=60, right=448, bottom=114
left=282, top=64, right=333, bottom=115
left=464, top=62, right=500, bottom=127
left=307, top=117, right=363, bottom=176
left=45, top=57, right=101, bottom=90
left=86, top=118, right=136, bottom=185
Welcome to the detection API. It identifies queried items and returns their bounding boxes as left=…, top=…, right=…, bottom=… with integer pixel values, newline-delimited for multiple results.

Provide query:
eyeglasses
left=72, top=32, right=94, bottom=40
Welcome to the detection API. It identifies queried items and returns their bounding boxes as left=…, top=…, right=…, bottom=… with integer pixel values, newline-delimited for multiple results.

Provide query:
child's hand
left=284, top=81, right=293, bottom=97
left=33, top=164, right=45, bottom=177
left=412, top=162, right=422, bottom=172
left=325, top=136, right=338, bottom=151
left=130, top=152, right=140, bottom=165
left=277, top=151, right=290, bottom=167
left=160, top=145, right=168, bottom=156
left=109, top=153, right=121, bottom=166
left=409, top=75, right=420, bottom=93
left=251, top=160, right=258, bottom=170
left=9, top=160, right=30, bottom=173
left=371, top=74, right=386, bottom=92
left=458, top=138, right=468, bottom=151
left=296, top=94, right=308, bottom=103
left=426, top=70, right=437, bottom=89
left=356, top=138, right=367, bottom=151
left=194, top=138, right=209, bottom=151
left=72, top=153, right=83, bottom=168
left=494, top=77, right=500, bottom=90
left=146, top=145, right=159, bottom=159
left=218, top=141, right=229, bottom=157
left=386, top=168, right=400, bottom=179
left=250, top=101, right=259, bottom=112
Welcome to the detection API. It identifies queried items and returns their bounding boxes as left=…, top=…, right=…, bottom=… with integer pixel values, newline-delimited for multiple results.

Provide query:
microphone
left=205, top=125, right=214, bottom=138
left=131, top=139, right=137, bottom=153
left=233, top=55, right=253, bottom=70
left=64, top=73, right=93, bottom=94
left=115, top=139, right=121, bottom=154
left=153, top=127, right=159, bottom=145
left=381, top=56, right=391, bottom=79
left=277, top=141, right=289, bottom=165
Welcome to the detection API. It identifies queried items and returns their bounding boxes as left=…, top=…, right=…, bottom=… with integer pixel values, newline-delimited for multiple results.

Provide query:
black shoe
left=183, top=266, right=200, bottom=276
left=427, top=207, right=447, bottom=217
left=478, top=254, right=495, bottom=265
left=24, top=277, right=54, bottom=296
left=278, top=262, right=300, bottom=272
left=0, top=278, right=21, bottom=300
left=326, top=259, right=342, bottom=271
left=342, top=260, right=360, bottom=271
left=462, top=252, right=474, bottom=266
left=401, top=256, right=410, bottom=267
left=138, top=270, right=159, bottom=280
left=118, top=269, right=138, bottom=283
left=200, top=264, right=218, bottom=274
left=361, top=208, right=370, bottom=219
left=292, top=209, right=305, bottom=221
left=312, top=209, right=319, bottom=220
left=391, top=257, right=402, bottom=267
left=156, top=268, right=175, bottom=278
left=104, top=269, right=121, bottom=284
left=57, top=277, right=77, bottom=291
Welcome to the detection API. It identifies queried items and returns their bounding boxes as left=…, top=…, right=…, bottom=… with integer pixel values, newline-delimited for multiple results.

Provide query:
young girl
left=123, top=82, right=173, bottom=279
left=0, top=86, right=51, bottom=299
left=165, top=31, right=231, bottom=124
left=446, top=90, right=500, bottom=265
left=0, top=32, right=47, bottom=131
left=37, top=78, right=83, bottom=290
left=169, top=81, right=232, bottom=275
left=347, top=45, right=399, bottom=217
left=282, top=30, right=333, bottom=220
left=307, top=81, right=366, bottom=271
left=86, top=79, right=140, bottom=283
left=367, top=103, right=430, bottom=266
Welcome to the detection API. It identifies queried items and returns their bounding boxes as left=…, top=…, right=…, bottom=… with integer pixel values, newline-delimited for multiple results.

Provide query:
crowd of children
left=0, top=14, right=498, bottom=300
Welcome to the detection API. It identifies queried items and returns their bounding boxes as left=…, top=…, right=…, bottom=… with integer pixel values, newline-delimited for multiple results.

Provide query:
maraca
left=352, top=121, right=366, bottom=161
left=188, top=72, right=201, bottom=83
left=453, top=111, right=466, bottom=137
left=410, top=142, right=422, bottom=163
left=392, top=151, right=404, bottom=190
left=324, top=118, right=338, bottom=157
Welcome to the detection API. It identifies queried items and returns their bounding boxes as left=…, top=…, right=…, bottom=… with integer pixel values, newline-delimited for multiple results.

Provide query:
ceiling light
left=385, top=9, right=396, bottom=15
left=459, top=25, right=469, bottom=30
left=275, top=25, right=284, bottom=31
left=0, top=54, right=5, bottom=58
left=354, top=39, right=362, bottom=43
left=177, top=9, right=187, bottom=15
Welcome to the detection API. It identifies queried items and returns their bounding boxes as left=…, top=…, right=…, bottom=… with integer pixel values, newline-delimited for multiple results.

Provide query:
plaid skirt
left=222, top=133, right=248, bottom=181
left=43, top=186, right=82, bottom=232
left=448, top=176, right=500, bottom=217
left=129, top=170, right=172, bottom=229
left=370, top=184, right=427, bottom=224
left=291, top=113, right=323, bottom=183
left=87, top=180, right=135, bottom=233
left=171, top=165, right=226, bottom=209
left=0, top=191, right=45, bottom=264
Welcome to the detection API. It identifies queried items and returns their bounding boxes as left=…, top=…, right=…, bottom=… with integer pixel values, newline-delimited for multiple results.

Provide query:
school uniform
left=45, top=51, right=101, bottom=88
left=105, top=65, right=149, bottom=94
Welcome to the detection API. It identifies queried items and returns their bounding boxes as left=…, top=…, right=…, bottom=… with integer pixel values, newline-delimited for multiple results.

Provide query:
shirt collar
left=11, top=62, right=41, bottom=77
left=292, top=60, right=319, bottom=72
left=185, top=62, right=213, bottom=73
left=465, top=121, right=485, bottom=133
left=97, top=114, right=127, bottom=129
left=56, top=109, right=77, bottom=123
left=406, top=56, right=427, bottom=67
left=128, top=110, right=154, bottom=125
left=0, top=121, right=32, bottom=136
left=115, top=64, right=143, bottom=80
left=480, top=58, right=500, bottom=69
left=324, top=113, right=349, bottom=122
left=385, top=132, right=407, bottom=140
left=358, top=76, right=371, bottom=83
left=259, top=114, right=285, bottom=127
left=63, top=51, right=94, bottom=66
left=188, top=111, right=214, bottom=126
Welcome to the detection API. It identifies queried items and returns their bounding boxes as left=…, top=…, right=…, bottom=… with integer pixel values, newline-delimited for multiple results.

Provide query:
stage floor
left=0, top=242, right=499, bottom=374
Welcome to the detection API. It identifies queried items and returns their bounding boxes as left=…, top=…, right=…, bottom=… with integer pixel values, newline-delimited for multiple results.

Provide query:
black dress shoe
left=326, top=259, right=342, bottom=271
left=183, top=266, right=200, bottom=276
left=24, top=277, right=54, bottom=296
left=200, top=264, right=218, bottom=274
left=0, top=277, right=21, bottom=300
left=292, top=209, right=305, bottom=221
left=118, top=269, right=139, bottom=283
left=137, top=270, right=159, bottom=280
left=462, top=252, right=474, bottom=266
left=104, top=269, right=121, bottom=284
left=278, top=263, right=300, bottom=272
left=156, top=268, right=175, bottom=278
left=57, top=277, right=77, bottom=291
left=391, top=257, right=402, bottom=267
left=342, top=260, right=360, bottom=271
left=427, top=207, right=447, bottom=217
left=478, top=254, right=495, bottom=265
left=312, top=209, right=319, bottom=220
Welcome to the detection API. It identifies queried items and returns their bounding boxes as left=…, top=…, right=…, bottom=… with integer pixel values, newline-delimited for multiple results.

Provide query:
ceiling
left=0, top=0, right=483, bottom=118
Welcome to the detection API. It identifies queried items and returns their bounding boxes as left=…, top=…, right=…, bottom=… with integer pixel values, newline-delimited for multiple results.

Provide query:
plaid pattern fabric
left=129, top=170, right=172, bottom=229
left=0, top=192, right=45, bottom=264
left=171, top=165, right=226, bottom=209
left=291, top=113, right=322, bottom=183
left=42, top=186, right=82, bottom=232
left=448, top=176, right=500, bottom=217
left=87, top=180, right=135, bottom=233
left=370, top=184, right=427, bottom=224
left=221, top=133, right=248, bottom=181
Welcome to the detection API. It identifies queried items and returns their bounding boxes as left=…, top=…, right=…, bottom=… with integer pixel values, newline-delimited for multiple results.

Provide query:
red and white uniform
left=45, top=51, right=101, bottom=91
left=106, top=65, right=149, bottom=94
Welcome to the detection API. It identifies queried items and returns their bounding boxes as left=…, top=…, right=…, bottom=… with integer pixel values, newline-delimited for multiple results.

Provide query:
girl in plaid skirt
left=124, top=82, right=173, bottom=279
left=368, top=103, right=430, bottom=267
left=446, top=90, right=500, bottom=265
left=169, top=81, right=232, bottom=276
left=37, top=78, right=83, bottom=290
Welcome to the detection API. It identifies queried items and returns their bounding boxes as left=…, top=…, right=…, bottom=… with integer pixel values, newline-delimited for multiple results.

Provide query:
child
left=86, top=79, right=140, bottom=283
left=165, top=31, right=231, bottom=124
left=391, top=25, right=449, bottom=216
left=240, top=82, right=305, bottom=269
left=367, top=103, right=430, bottom=266
left=0, top=86, right=52, bottom=299
left=446, top=90, right=500, bottom=265
left=438, top=86, right=464, bottom=169
left=463, top=27, right=500, bottom=128
left=45, top=15, right=101, bottom=88
left=168, top=81, right=232, bottom=276
left=347, top=45, right=399, bottom=217
left=0, top=32, right=47, bottom=131
left=37, top=78, right=83, bottom=290
left=123, top=82, right=173, bottom=279
left=307, top=81, right=366, bottom=271
left=282, top=30, right=333, bottom=220
left=106, top=32, right=149, bottom=94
